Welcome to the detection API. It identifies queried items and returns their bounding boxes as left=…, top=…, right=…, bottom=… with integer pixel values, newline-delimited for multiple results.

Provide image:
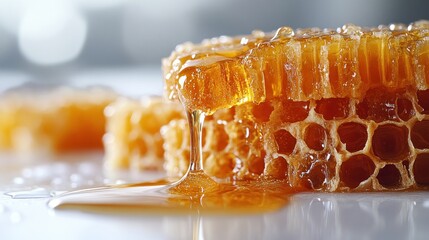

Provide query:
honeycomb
left=103, top=97, right=184, bottom=171
left=162, top=90, right=429, bottom=191
left=0, top=86, right=116, bottom=154
left=163, top=21, right=429, bottom=114
left=159, top=21, right=429, bottom=191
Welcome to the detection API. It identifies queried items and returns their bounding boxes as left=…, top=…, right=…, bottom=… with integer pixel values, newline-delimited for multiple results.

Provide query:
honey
left=50, top=22, right=429, bottom=213
left=159, top=21, right=429, bottom=191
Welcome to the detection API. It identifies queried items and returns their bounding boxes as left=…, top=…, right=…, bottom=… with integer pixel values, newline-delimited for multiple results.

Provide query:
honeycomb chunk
left=159, top=22, right=429, bottom=191
left=0, top=86, right=116, bottom=154
left=108, top=22, right=429, bottom=191
left=103, top=97, right=183, bottom=171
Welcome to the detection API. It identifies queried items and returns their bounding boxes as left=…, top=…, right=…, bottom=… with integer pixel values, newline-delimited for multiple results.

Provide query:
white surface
left=0, top=153, right=428, bottom=240
left=1, top=186, right=429, bottom=240
left=0, top=70, right=428, bottom=240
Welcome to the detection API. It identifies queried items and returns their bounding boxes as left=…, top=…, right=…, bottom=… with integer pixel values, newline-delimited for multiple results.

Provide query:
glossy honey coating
left=163, top=21, right=429, bottom=114
left=0, top=87, right=116, bottom=154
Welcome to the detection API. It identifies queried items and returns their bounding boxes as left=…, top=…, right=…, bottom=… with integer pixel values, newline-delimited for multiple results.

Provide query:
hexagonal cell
left=279, top=100, right=310, bottom=123
left=303, top=163, right=326, bottom=190
left=315, top=98, right=349, bottom=120
left=397, top=97, right=415, bottom=121
left=417, top=89, right=429, bottom=114
left=413, top=153, right=429, bottom=186
left=264, top=156, right=288, bottom=180
left=304, top=123, right=326, bottom=151
left=247, top=152, right=265, bottom=175
left=337, top=122, right=368, bottom=152
left=340, top=154, right=375, bottom=189
left=411, top=120, right=429, bottom=149
left=372, top=124, right=410, bottom=162
left=252, top=101, right=274, bottom=122
left=274, top=129, right=296, bottom=155
left=299, top=153, right=336, bottom=190
left=356, top=88, right=398, bottom=122
left=376, top=164, right=402, bottom=189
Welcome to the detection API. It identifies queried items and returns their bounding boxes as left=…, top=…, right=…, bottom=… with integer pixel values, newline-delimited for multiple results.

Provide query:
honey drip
left=48, top=107, right=295, bottom=213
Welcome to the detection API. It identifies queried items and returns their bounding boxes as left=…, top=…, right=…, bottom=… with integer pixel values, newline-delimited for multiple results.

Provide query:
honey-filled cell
left=304, top=123, right=326, bottom=151
left=302, top=162, right=326, bottom=190
left=356, top=88, right=398, bottom=122
left=337, top=122, right=368, bottom=152
left=264, top=156, right=288, bottom=180
left=247, top=153, right=265, bottom=175
left=340, top=154, right=375, bottom=189
left=413, top=153, right=429, bottom=186
left=411, top=120, right=429, bottom=149
left=376, top=164, right=402, bottom=189
left=372, top=124, right=410, bottom=162
left=279, top=100, right=310, bottom=123
left=274, top=129, right=296, bottom=155
left=252, top=101, right=274, bottom=122
left=298, top=153, right=336, bottom=190
left=315, top=98, right=349, bottom=120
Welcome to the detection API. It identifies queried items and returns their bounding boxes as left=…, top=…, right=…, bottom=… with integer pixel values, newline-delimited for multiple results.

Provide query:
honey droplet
left=340, top=24, right=362, bottom=35
left=271, top=26, right=294, bottom=41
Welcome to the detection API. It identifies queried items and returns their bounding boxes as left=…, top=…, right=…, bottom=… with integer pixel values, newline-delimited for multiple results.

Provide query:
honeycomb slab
left=163, top=21, right=429, bottom=114
left=107, top=22, right=429, bottom=191
left=0, top=86, right=116, bottom=154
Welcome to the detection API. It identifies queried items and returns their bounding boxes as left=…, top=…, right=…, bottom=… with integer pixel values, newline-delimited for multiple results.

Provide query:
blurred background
left=0, top=0, right=428, bottom=93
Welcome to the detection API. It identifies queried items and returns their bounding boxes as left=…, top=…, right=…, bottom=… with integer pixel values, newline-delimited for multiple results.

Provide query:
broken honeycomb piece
left=0, top=86, right=116, bottom=154
left=163, top=21, right=429, bottom=114
left=103, top=97, right=183, bottom=171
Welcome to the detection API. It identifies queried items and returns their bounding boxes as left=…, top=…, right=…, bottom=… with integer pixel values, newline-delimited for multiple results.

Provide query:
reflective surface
left=0, top=152, right=428, bottom=240
left=2, top=192, right=429, bottom=238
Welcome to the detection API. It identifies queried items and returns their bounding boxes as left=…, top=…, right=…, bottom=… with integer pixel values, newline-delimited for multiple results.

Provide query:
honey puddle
left=48, top=109, right=298, bottom=213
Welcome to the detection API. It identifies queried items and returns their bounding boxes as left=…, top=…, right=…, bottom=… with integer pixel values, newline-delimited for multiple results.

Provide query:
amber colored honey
left=49, top=174, right=298, bottom=214
left=50, top=109, right=299, bottom=213
left=163, top=21, right=429, bottom=114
